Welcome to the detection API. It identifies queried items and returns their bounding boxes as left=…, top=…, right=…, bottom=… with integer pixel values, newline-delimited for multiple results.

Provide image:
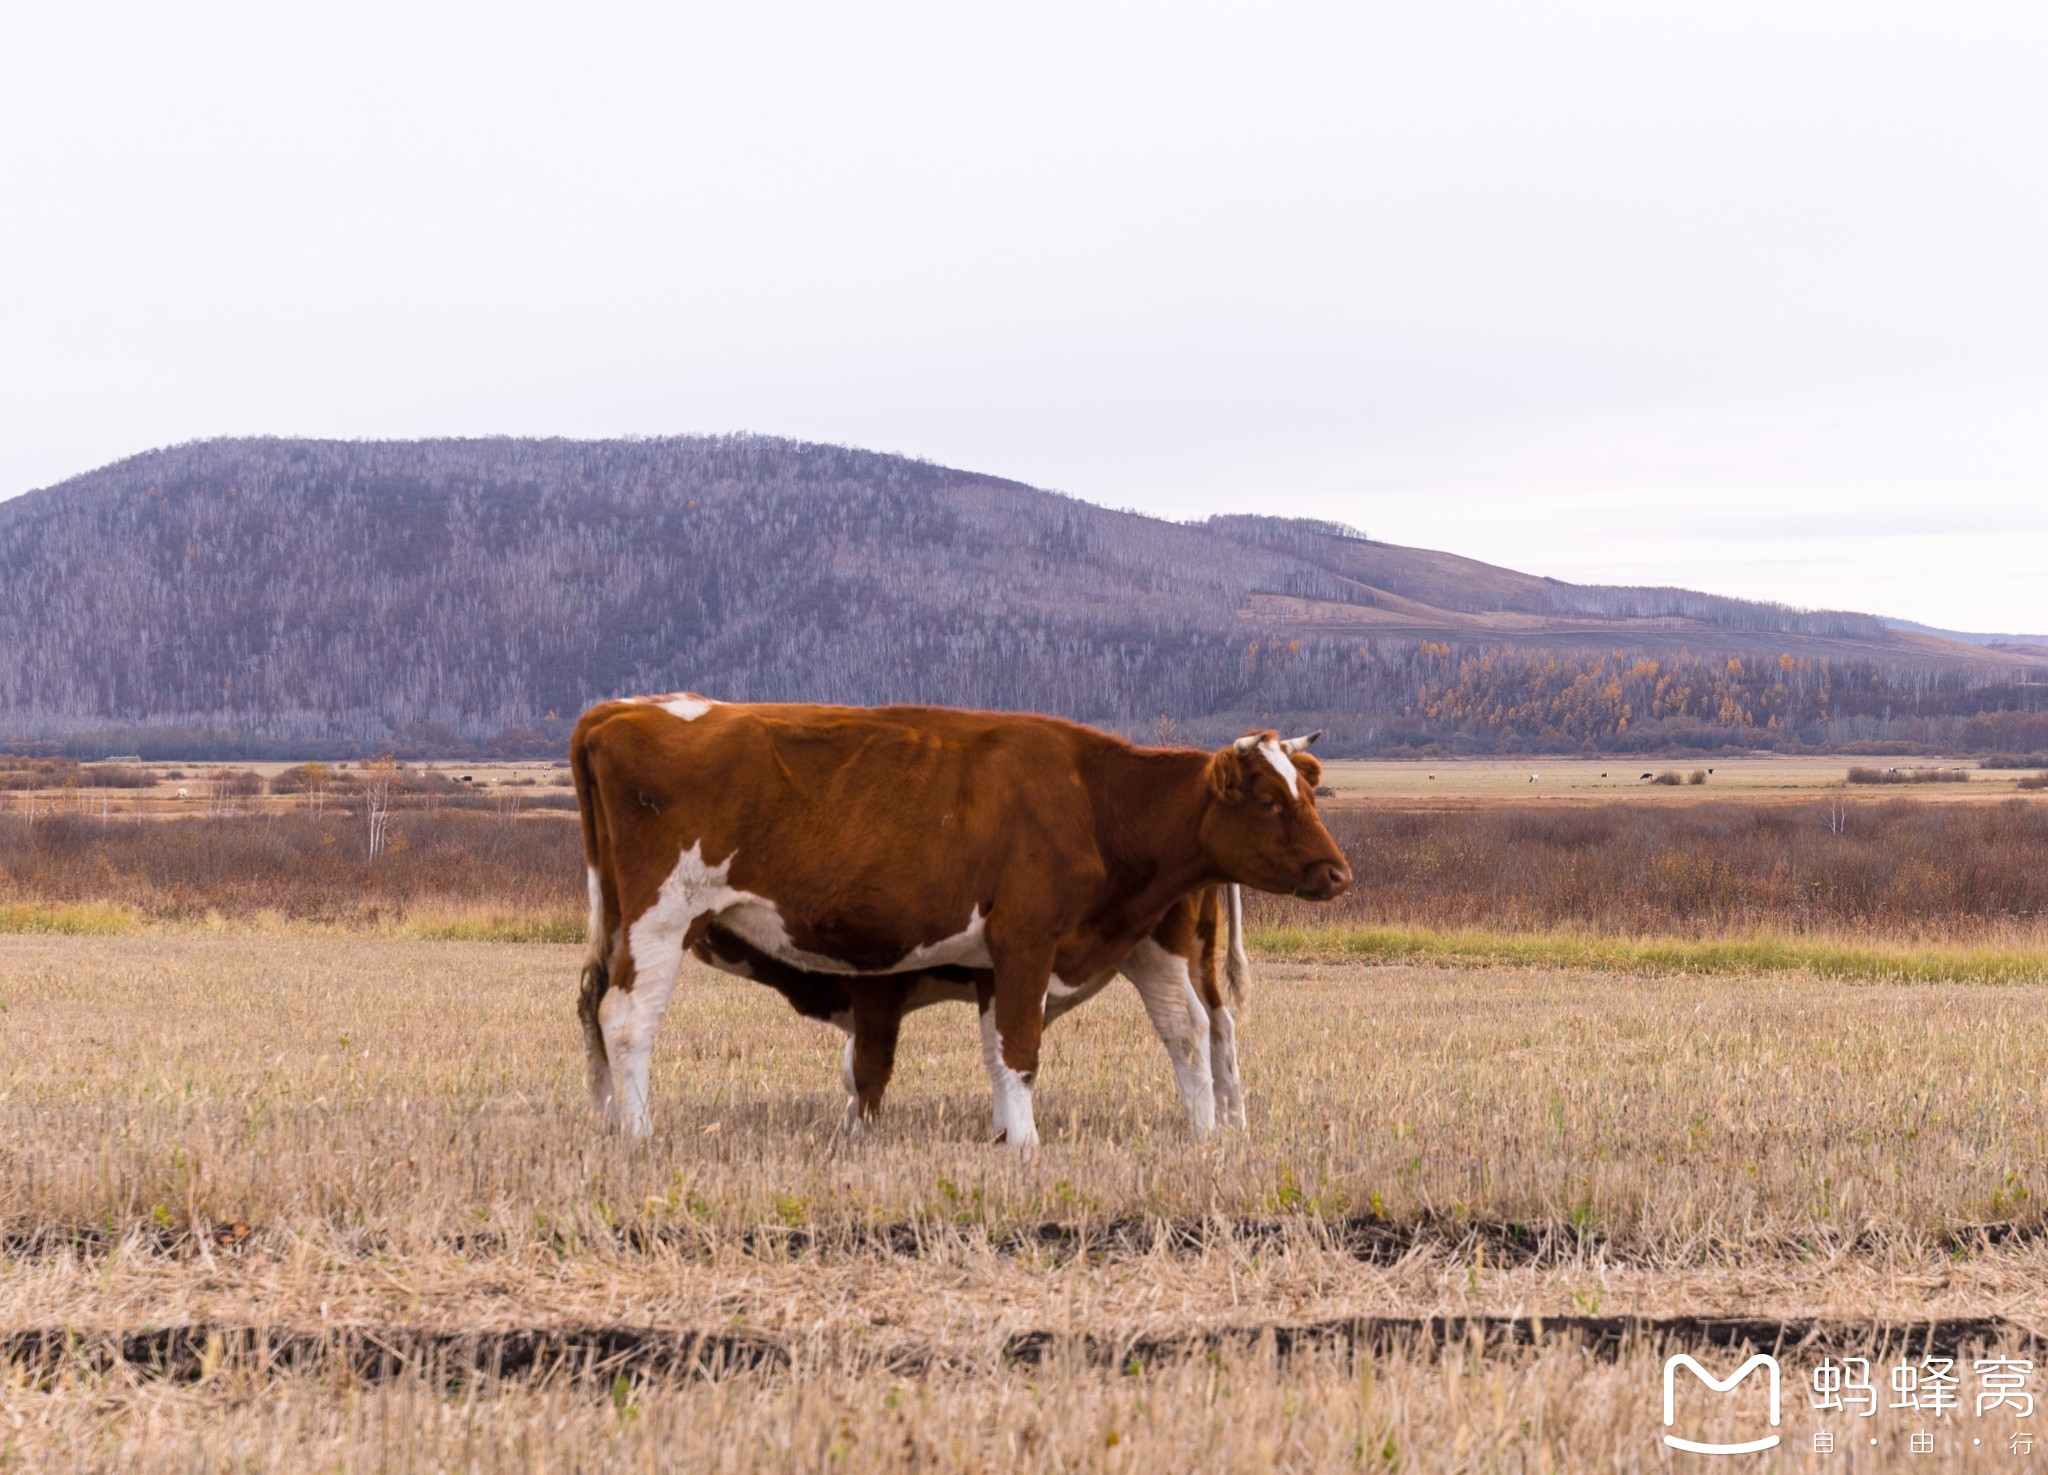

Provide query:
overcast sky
left=3, top=3, right=2042, bottom=631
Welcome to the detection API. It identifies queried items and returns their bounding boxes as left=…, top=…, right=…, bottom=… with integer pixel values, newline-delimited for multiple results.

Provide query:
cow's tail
left=1222, top=882, right=1251, bottom=1006
left=570, top=721, right=614, bottom=1102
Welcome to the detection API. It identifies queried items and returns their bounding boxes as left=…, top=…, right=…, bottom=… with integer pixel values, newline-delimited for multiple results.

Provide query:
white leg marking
left=828, top=1016, right=863, bottom=1137
left=606, top=841, right=750, bottom=1136
left=1210, top=1005, right=1245, bottom=1130
left=1122, top=939, right=1216, bottom=1135
left=582, top=868, right=615, bottom=1117
left=598, top=957, right=682, bottom=1137
left=979, top=1004, right=1038, bottom=1147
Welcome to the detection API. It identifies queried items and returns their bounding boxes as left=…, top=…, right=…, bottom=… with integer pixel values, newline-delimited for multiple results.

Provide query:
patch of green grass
left=0, top=901, right=143, bottom=936
left=1250, top=923, right=2048, bottom=985
left=396, top=913, right=584, bottom=945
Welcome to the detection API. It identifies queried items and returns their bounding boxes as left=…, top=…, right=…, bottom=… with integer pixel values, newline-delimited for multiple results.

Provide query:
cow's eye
left=1257, top=794, right=1279, bottom=814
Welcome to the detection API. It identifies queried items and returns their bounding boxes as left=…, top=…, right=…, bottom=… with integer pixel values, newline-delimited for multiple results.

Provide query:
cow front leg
left=1121, top=938, right=1216, bottom=1134
left=976, top=955, right=1050, bottom=1148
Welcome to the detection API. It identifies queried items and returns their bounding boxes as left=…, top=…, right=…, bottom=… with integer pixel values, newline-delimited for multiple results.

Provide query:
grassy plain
left=4, top=758, right=2046, bottom=1468
left=7, top=935, right=2048, bottom=1470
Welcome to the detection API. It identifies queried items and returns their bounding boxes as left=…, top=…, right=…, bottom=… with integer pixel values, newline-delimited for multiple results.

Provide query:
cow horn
left=1232, top=733, right=1263, bottom=754
left=1279, top=731, right=1323, bottom=754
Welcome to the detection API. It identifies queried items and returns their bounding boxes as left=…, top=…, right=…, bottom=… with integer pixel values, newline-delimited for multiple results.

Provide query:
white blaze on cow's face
left=1255, top=738, right=1299, bottom=796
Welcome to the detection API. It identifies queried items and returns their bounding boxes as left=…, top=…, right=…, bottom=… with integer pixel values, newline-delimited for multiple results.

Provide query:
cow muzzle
left=1295, top=860, right=1351, bottom=901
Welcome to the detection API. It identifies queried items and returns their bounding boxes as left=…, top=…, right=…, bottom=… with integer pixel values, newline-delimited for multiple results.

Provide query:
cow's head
left=1200, top=730, right=1351, bottom=900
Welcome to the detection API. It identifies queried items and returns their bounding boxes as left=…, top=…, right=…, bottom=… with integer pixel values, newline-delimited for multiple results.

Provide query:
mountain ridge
left=2, top=434, right=2042, bottom=757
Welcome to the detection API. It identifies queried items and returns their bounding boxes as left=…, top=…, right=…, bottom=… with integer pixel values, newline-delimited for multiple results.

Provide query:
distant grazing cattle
left=572, top=696, right=1350, bottom=1143
left=1640, top=772, right=1654, bottom=780
left=1528, top=773, right=1540, bottom=783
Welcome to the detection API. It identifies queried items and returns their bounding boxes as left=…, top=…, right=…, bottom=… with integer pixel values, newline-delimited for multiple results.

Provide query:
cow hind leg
left=1121, top=939, right=1217, bottom=1135
left=1210, top=1004, right=1245, bottom=1130
left=598, top=942, right=685, bottom=1138
left=578, top=957, right=614, bottom=1119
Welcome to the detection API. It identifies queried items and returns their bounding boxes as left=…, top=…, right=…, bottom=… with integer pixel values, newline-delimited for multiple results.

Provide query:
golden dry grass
left=7, top=936, right=2048, bottom=1470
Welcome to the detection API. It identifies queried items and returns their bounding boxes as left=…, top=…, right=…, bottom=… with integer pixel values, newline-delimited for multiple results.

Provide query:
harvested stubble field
left=8, top=934, right=2048, bottom=1470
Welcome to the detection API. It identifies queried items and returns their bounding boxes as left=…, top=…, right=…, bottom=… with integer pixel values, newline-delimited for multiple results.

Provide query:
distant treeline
left=1, top=435, right=2040, bottom=758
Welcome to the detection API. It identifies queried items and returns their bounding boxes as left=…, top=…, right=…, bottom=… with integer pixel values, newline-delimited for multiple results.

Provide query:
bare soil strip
left=10, top=1213, right=2044, bottom=1268
left=9, top=1316, right=2042, bottom=1388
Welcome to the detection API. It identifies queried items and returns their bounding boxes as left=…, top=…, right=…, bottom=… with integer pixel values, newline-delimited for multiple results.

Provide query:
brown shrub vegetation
left=1847, top=765, right=1971, bottom=785
left=5, top=798, right=2046, bottom=942
left=1250, top=798, right=2048, bottom=940
left=0, top=755, right=156, bottom=789
left=0, top=810, right=578, bottom=924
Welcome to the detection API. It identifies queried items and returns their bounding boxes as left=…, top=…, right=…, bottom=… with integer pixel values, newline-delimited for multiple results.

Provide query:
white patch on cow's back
left=659, top=692, right=715, bottom=721
left=1258, top=739, right=1299, bottom=797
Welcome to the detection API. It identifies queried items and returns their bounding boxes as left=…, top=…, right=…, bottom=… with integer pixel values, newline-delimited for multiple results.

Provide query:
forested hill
left=1, top=435, right=2043, bottom=758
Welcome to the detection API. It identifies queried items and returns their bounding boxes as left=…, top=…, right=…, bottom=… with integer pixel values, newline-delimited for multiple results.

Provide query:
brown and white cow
left=571, top=696, right=1348, bottom=1144
left=694, top=882, right=1252, bottom=1135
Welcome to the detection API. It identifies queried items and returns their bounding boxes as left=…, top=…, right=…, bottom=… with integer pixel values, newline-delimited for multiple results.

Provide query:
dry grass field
left=8, top=934, right=2048, bottom=1469
left=4, top=760, right=2045, bottom=1469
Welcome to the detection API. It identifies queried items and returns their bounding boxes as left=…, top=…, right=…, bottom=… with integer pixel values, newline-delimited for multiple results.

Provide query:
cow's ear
left=1211, top=732, right=1273, bottom=801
